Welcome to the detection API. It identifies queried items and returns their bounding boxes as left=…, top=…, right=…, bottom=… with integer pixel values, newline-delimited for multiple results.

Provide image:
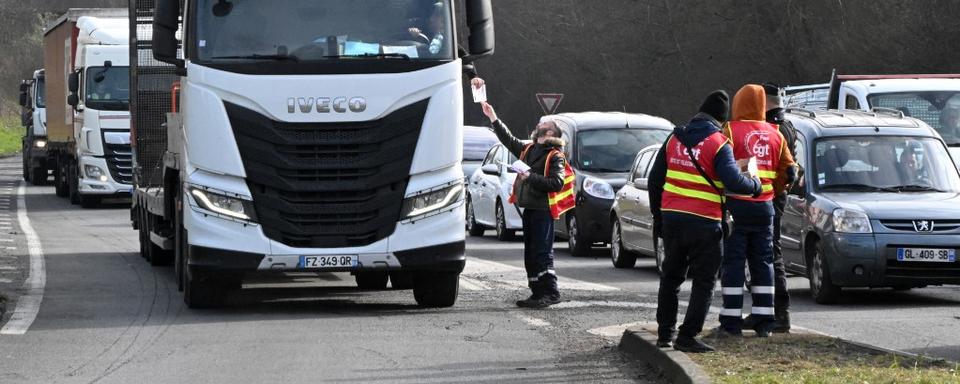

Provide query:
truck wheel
left=183, top=266, right=227, bottom=309
left=30, top=167, right=46, bottom=185
left=54, top=163, right=68, bottom=197
left=389, top=271, right=414, bottom=290
left=465, top=198, right=485, bottom=237
left=808, top=239, right=841, bottom=304
left=22, top=152, right=29, bottom=182
left=611, top=219, right=637, bottom=269
left=355, top=272, right=389, bottom=290
left=495, top=202, right=516, bottom=241
left=413, top=271, right=459, bottom=307
left=69, top=167, right=80, bottom=205
left=567, top=215, right=591, bottom=257
left=80, top=195, right=99, bottom=208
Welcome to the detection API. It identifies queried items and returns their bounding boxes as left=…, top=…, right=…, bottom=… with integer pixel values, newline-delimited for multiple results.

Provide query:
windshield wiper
left=211, top=54, right=300, bottom=62
left=326, top=53, right=411, bottom=60
left=887, top=184, right=947, bottom=192
left=583, top=167, right=626, bottom=173
left=820, top=183, right=897, bottom=192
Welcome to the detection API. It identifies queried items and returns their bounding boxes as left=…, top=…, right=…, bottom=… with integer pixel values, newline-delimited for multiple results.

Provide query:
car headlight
left=84, top=164, right=108, bottom=182
left=190, top=187, right=256, bottom=221
left=401, top=183, right=463, bottom=219
left=34, top=139, right=47, bottom=148
left=832, top=208, right=872, bottom=233
left=583, top=177, right=615, bottom=199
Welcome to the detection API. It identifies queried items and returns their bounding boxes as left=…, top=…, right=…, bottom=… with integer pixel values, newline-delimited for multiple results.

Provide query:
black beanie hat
left=699, top=90, right=730, bottom=123
left=762, top=82, right=781, bottom=96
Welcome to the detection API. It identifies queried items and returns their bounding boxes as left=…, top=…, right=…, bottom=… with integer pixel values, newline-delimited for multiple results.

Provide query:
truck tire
left=389, top=271, right=414, bottom=290
left=567, top=215, right=591, bottom=257
left=413, top=271, right=459, bottom=308
left=22, top=151, right=29, bottom=182
left=183, top=266, right=227, bottom=309
left=54, top=163, right=68, bottom=197
left=30, top=167, right=47, bottom=185
left=69, top=167, right=80, bottom=205
left=80, top=195, right=99, bottom=208
left=355, top=272, right=389, bottom=290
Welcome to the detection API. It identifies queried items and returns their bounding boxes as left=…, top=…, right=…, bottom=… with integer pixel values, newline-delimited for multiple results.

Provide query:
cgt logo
left=287, top=97, right=367, bottom=114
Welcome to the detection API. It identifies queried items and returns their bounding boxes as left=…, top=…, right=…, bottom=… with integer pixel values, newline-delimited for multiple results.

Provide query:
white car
left=466, top=143, right=524, bottom=240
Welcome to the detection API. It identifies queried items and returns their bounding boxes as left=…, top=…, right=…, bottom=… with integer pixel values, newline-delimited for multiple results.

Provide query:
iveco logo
left=287, top=97, right=367, bottom=113
left=913, top=220, right=935, bottom=232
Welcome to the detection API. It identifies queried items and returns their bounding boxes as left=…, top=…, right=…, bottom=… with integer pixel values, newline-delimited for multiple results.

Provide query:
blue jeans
left=522, top=209, right=558, bottom=297
left=720, top=222, right=775, bottom=333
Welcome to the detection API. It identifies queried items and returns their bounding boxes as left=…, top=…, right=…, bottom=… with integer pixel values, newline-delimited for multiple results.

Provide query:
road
left=1, top=154, right=959, bottom=384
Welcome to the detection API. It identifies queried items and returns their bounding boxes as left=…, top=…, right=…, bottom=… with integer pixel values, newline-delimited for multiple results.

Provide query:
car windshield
left=85, top=66, right=130, bottom=111
left=463, top=128, right=498, bottom=161
left=35, top=77, right=45, bottom=108
left=814, top=136, right=960, bottom=193
left=577, top=129, right=669, bottom=172
left=194, top=0, right=454, bottom=62
left=868, top=92, right=960, bottom=146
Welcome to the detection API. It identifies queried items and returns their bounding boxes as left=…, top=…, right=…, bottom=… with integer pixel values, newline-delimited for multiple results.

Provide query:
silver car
left=609, top=144, right=665, bottom=270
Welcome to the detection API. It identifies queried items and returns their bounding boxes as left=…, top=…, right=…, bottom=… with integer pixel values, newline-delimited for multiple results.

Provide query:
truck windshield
left=193, top=0, right=454, bottom=63
left=35, top=77, right=45, bottom=108
left=814, top=136, right=960, bottom=193
left=868, top=92, right=960, bottom=146
left=577, top=129, right=670, bottom=173
left=85, top=66, right=130, bottom=111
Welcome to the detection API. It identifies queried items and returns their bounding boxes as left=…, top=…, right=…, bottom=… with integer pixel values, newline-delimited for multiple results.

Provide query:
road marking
left=587, top=322, right=645, bottom=339
left=0, top=239, right=14, bottom=242
left=553, top=300, right=660, bottom=310
left=516, top=314, right=552, bottom=328
left=1, top=182, right=46, bottom=336
left=462, top=258, right=619, bottom=292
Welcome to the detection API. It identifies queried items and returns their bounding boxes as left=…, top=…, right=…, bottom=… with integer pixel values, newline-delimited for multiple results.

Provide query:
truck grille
left=226, top=100, right=428, bottom=248
left=104, top=142, right=134, bottom=185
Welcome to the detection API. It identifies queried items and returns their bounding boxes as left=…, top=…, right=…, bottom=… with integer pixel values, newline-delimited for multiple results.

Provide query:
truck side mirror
left=68, top=72, right=79, bottom=94
left=19, top=91, right=29, bottom=108
left=19, top=81, right=30, bottom=93
left=67, top=94, right=79, bottom=108
left=463, top=0, right=494, bottom=63
left=154, top=0, right=185, bottom=68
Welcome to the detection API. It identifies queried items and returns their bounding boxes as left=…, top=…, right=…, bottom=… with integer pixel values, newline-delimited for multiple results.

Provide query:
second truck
left=130, top=0, right=495, bottom=308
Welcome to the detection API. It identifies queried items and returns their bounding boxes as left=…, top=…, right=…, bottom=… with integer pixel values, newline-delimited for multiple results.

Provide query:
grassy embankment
left=0, top=113, right=22, bottom=157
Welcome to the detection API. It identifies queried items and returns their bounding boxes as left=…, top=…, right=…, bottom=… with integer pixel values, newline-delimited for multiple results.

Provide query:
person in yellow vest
left=473, top=77, right=575, bottom=309
left=648, top=91, right=762, bottom=352
left=717, top=84, right=797, bottom=338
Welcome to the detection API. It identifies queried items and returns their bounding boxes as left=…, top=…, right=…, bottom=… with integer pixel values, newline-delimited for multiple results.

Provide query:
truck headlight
left=832, top=208, right=872, bottom=233
left=190, top=187, right=256, bottom=221
left=84, top=165, right=108, bottom=182
left=401, top=183, right=463, bottom=219
left=34, top=139, right=47, bottom=148
left=583, top=177, right=614, bottom=199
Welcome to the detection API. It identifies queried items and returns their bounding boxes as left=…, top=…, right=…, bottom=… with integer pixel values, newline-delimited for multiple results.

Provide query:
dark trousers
left=720, top=222, right=775, bottom=332
left=522, top=208, right=558, bottom=297
left=772, top=194, right=790, bottom=312
left=656, top=221, right=723, bottom=340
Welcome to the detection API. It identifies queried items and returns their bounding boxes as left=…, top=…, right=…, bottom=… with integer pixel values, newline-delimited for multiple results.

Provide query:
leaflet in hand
left=472, top=83, right=487, bottom=103
left=500, top=159, right=530, bottom=174
left=747, top=156, right=759, bottom=177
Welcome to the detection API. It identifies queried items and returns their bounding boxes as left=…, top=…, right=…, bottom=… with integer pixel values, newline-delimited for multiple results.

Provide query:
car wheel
left=808, top=239, right=841, bottom=304
left=610, top=219, right=637, bottom=269
left=495, top=201, right=516, bottom=241
left=655, top=236, right=665, bottom=274
left=567, top=215, right=591, bottom=257
left=466, top=198, right=485, bottom=237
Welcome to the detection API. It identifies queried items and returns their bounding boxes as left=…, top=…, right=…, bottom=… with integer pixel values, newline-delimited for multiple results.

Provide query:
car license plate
left=896, top=248, right=956, bottom=263
left=299, top=255, right=357, bottom=269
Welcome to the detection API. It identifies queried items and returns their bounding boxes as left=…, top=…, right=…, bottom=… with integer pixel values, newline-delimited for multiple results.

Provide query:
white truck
left=130, top=0, right=494, bottom=308
left=786, top=74, right=960, bottom=168
left=19, top=69, right=50, bottom=184
left=44, top=9, right=133, bottom=208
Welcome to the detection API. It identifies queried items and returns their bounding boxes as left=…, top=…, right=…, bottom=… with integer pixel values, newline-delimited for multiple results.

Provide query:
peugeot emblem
left=912, top=220, right=935, bottom=232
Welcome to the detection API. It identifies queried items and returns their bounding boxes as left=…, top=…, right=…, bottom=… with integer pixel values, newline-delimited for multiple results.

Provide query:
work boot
left=673, top=336, right=716, bottom=353
left=752, top=324, right=771, bottom=338
left=517, top=294, right=561, bottom=309
left=515, top=294, right=542, bottom=308
left=742, top=314, right=758, bottom=329
left=772, top=309, right=791, bottom=333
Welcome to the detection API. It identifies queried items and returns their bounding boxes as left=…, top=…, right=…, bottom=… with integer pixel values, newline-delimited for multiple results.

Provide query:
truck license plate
left=299, top=255, right=357, bottom=269
left=897, top=248, right=956, bottom=263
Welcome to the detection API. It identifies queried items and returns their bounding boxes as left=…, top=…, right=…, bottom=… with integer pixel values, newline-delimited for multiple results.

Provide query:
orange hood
left=732, top=84, right=767, bottom=121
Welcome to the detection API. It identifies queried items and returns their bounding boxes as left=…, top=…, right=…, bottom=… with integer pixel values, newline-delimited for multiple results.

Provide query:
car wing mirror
left=635, top=178, right=648, bottom=190
left=481, top=163, right=500, bottom=176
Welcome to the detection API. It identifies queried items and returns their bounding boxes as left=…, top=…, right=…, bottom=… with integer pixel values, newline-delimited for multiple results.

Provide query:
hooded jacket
left=490, top=120, right=566, bottom=210
left=725, top=85, right=797, bottom=222
left=648, top=113, right=761, bottom=229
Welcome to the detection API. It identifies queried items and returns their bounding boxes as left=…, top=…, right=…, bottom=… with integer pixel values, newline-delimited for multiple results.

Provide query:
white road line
left=516, top=314, right=552, bottom=328
left=0, top=239, right=14, bottom=242
left=0, top=278, right=12, bottom=284
left=462, top=258, right=619, bottom=292
left=552, top=300, right=660, bottom=310
left=1, top=182, right=46, bottom=336
left=587, top=322, right=646, bottom=339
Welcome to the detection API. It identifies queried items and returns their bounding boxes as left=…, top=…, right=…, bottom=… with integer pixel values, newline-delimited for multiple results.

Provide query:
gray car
left=782, top=108, right=960, bottom=304
left=610, top=145, right=665, bottom=270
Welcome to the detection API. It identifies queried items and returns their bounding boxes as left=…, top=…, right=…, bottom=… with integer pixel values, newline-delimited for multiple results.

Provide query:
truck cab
left=19, top=69, right=49, bottom=184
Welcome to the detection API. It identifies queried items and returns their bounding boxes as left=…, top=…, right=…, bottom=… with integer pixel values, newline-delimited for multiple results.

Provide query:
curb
left=792, top=325, right=954, bottom=364
left=619, top=326, right=711, bottom=384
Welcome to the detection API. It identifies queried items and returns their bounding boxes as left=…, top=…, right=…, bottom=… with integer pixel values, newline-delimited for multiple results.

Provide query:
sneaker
left=673, top=336, right=716, bottom=353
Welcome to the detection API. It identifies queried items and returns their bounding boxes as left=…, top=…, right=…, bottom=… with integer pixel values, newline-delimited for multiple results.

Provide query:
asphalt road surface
left=1, top=154, right=959, bottom=384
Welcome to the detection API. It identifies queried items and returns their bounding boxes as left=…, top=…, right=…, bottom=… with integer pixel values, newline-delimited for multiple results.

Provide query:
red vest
left=724, top=121, right=783, bottom=202
left=508, top=144, right=576, bottom=220
left=661, top=132, right=728, bottom=221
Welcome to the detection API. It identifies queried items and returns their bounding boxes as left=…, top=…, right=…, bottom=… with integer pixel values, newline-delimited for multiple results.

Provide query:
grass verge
left=0, top=114, right=23, bottom=157
left=689, top=332, right=960, bottom=384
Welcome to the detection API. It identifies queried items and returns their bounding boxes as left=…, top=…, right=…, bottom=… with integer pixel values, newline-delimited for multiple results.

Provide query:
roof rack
left=836, top=74, right=960, bottom=81
left=871, top=107, right=905, bottom=119
left=784, top=108, right=817, bottom=118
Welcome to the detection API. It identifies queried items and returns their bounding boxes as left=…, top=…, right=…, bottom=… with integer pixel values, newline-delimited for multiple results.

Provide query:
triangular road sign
left=536, top=93, right=564, bottom=115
